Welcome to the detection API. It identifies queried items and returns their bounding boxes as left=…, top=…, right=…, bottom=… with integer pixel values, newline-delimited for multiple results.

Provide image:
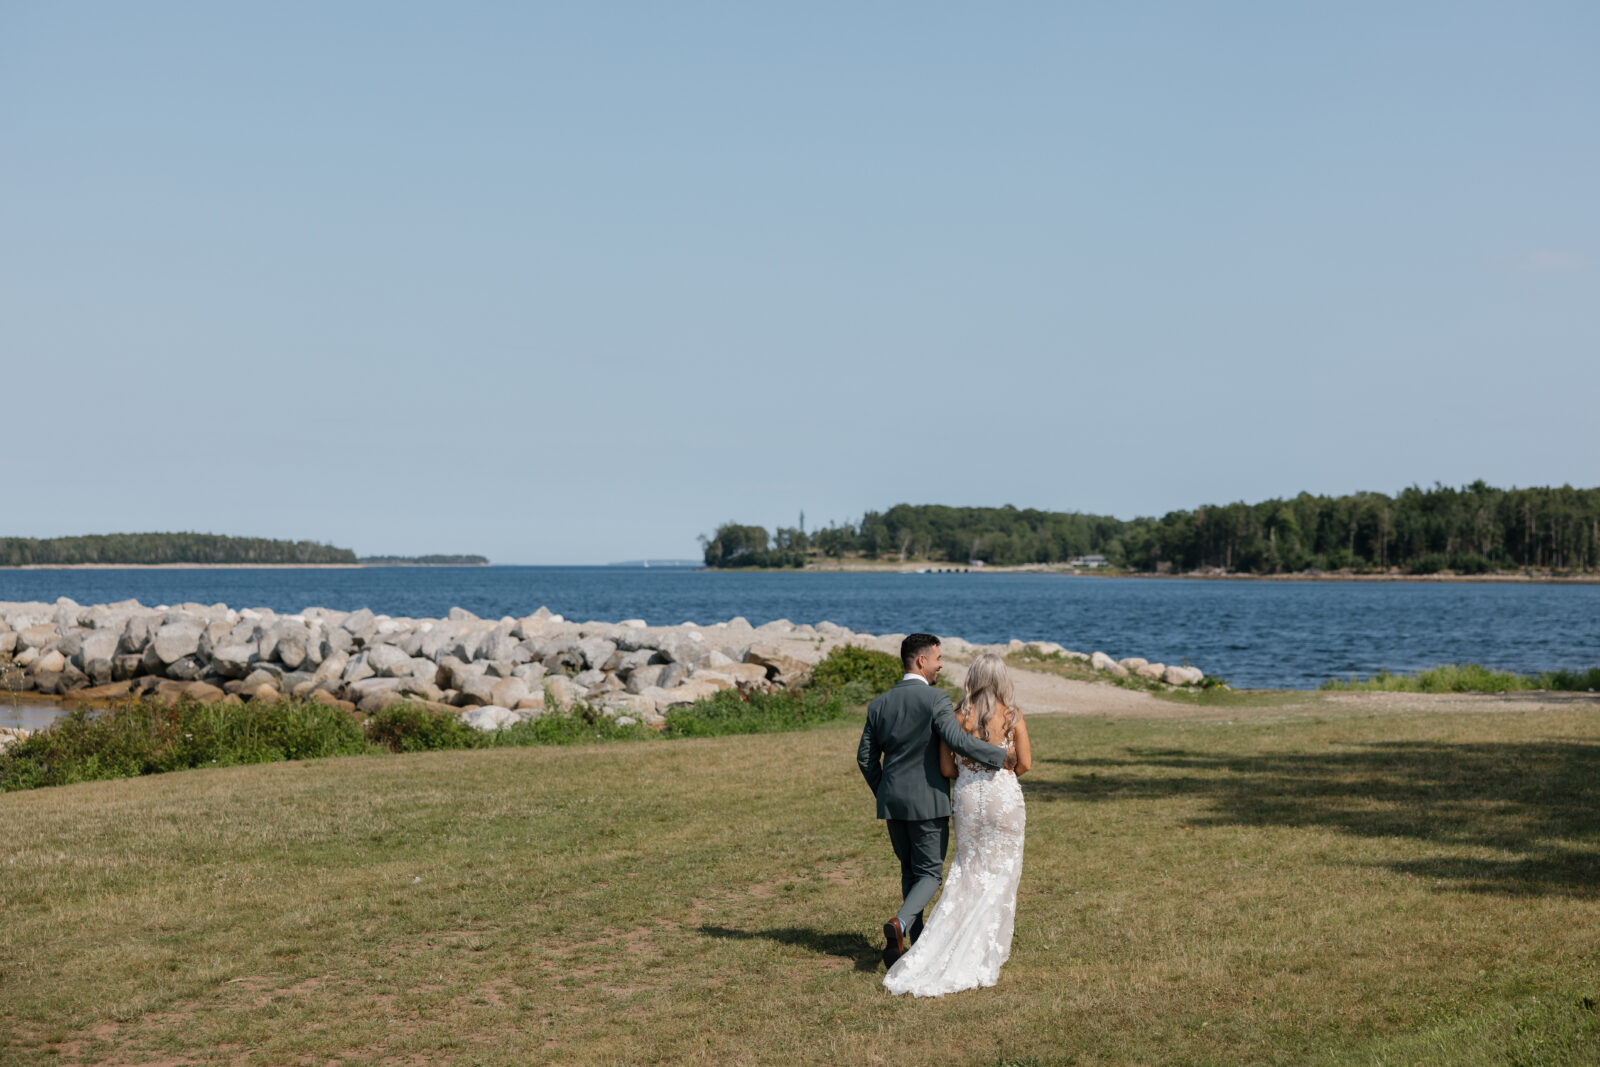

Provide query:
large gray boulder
left=577, top=638, right=618, bottom=672
left=241, top=665, right=285, bottom=689
left=117, top=615, right=155, bottom=655
left=614, top=627, right=657, bottom=653
left=324, top=626, right=354, bottom=656
left=212, top=642, right=259, bottom=678
left=1089, top=651, right=1130, bottom=678
left=197, top=619, right=232, bottom=660
left=1163, top=664, right=1204, bottom=686
left=18, top=624, right=59, bottom=651
left=342, top=608, right=376, bottom=633
left=625, top=665, right=666, bottom=694
left=456, top=673, right=499, bottom=707
left=743, top=644, right=813, bottom=688
left=342, top=653, right=376, bottom=685
left=478, top=629, right=521, bottom=663
left=54, top=628, right=86, bottom=661
left=365, top=643, right=412, bottom=677
left=407, top=657, right=443, bottom=683
left=151, top=622, right=203, bottom=665
left=543, top=675, right=586, bottom=709
left=396, top=676, right=444, bottom=702
left=490, top=676, right=530, bottom=709
left=615, top=648, right=657, bottom=675
left=418, top=626, right=461, bottom=661
left=311, top=652, right=349, bottom=685
left=76, top=628, right=121, bottom=678
left=451, top=631, right=485, bottom=662
left=166, top=656, right=208, bottom=681
left=273, top=624, right=309, bottom=669
left=657, top=633, right=706, bottom=667
left=542, top=646, right=583, bottom=674
left=512, top=662, right=547, bottom=686
left=34, top=648, right=67, bottom=674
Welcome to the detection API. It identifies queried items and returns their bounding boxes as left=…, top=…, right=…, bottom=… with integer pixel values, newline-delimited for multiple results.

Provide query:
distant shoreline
left=9, top=563, right=389, bottom=571
left=749, top=562, right=1600, bottom=584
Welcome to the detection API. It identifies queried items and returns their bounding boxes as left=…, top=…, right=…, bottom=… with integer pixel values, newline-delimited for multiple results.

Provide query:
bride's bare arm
left=939, top=738, right=956, bottom=779
left=1012, top=715, right=1032, bottom=776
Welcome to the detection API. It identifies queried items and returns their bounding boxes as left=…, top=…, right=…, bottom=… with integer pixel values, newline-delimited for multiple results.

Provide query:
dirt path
left=940, top=659, right=1172, bottom=717
left=945, top=660, right=1600, bottom=721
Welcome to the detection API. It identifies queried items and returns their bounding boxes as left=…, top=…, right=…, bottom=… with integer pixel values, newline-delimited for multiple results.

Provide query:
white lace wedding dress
left=884, top=727, right=1026, bottom=997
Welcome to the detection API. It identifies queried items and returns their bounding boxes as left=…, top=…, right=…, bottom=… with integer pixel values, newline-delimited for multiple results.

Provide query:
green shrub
left=1321, top=663, right=1600, bottom=694
left=0, top=699, right=371, bottom=791
left=366, top=702, right=485, bottom=753
left=492, top=704, right=657, bottom=746
left=809, top=644, right=903, bottom=695
left=1538, top=667, right=1600, bottom=692
left=663, top=688, right=850, bottom=738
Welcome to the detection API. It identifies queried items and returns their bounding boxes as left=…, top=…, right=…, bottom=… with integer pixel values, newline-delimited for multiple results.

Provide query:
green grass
left=1322, top=663, right=1600, bottom=694
left=6, top=704, right=1600, bottom=1064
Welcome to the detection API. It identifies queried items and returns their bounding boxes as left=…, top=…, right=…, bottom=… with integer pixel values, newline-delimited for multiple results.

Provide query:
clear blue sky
left=3, top=2, right=1595, bottom=563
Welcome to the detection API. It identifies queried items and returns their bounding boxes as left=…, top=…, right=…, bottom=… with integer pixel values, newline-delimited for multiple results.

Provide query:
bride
left=884, top=653, right=1031, bottom=997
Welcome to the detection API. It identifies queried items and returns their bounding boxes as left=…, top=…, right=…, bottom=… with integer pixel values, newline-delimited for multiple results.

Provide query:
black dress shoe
left=883, top=917, right=907, bottom=967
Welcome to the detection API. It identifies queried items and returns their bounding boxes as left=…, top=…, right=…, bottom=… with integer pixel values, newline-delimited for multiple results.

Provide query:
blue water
left=2, top=567, right=1597, bottom=690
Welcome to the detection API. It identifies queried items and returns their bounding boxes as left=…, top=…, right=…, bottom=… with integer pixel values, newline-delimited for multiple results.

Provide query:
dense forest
left=0, top=533, right=358, bottom=566
left=701, top=482, right=1600, bottom=574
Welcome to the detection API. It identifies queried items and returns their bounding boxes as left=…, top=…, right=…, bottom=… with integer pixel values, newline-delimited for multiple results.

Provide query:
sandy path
left=941, top=659, right=1169, bottom=717
left=943, top=660, right=1600, bottom=721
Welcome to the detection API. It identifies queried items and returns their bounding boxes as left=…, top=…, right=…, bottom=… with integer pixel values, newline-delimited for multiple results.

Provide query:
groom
left=857, top=633, right=1012, bottom=967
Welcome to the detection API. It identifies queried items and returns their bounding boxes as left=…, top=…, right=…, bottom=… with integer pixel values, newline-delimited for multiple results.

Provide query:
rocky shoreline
left=0, top=598, right=1206, bottom=743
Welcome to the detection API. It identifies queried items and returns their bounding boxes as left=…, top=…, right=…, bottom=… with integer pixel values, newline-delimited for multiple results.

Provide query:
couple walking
left=856, top=633, right=1032, bottom=998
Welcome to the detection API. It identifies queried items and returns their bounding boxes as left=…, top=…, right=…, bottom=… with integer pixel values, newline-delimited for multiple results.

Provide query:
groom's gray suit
left=857, top=677, right=1007, bottom=941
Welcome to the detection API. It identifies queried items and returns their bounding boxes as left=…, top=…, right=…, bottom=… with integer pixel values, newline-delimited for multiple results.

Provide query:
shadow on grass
left=1032, top=739, right=1600, bottom=897
left=699, top=925, right=883, bottom=972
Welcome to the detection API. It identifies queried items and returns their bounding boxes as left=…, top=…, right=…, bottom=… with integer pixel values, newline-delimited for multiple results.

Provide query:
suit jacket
left=857, top=678, right=1008, bottom=821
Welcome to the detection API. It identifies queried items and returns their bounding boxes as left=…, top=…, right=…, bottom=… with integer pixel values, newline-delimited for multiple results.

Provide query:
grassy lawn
left=6, top=706, right=1600, bottom=1065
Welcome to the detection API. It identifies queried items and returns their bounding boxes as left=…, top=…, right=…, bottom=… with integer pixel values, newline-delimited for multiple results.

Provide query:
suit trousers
left=885, top=816, right=949, bottom=941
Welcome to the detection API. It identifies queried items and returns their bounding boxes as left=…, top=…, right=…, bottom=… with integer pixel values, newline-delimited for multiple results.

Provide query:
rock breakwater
left=0, top=598, right=1206, bottom=740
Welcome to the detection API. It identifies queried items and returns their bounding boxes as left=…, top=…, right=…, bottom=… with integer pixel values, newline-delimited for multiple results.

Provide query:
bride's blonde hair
left=959, top=653, right=1016, bottom=739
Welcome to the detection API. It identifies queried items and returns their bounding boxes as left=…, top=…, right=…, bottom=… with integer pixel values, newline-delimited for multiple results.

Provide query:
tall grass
left=0, top=700, right=372, bottom=791
left=0, top=693, right=843, bottom=791
left=661, top=687, right=851, bottom=738
left=1321, top=663, right=1600, bottom=693
left=0, top=643, right=929, bottom=793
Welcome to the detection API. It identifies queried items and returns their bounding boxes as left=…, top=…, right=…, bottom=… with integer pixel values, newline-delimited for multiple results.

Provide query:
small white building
left=1069, top=554, right=1108, bottom=568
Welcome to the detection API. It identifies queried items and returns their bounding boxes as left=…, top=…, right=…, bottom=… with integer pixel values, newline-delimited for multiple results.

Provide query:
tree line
left=700, top=482, right=1600, bottom=574
left=0, top=533, right=358, bottom=566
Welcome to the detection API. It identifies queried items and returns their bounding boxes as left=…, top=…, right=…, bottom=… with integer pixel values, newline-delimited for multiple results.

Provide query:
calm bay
left=2, top=566, right=1596, bottom=693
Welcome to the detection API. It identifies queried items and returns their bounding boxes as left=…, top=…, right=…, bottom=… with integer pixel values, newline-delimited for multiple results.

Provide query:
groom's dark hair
left=901, top=633, right=941, bottom=671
